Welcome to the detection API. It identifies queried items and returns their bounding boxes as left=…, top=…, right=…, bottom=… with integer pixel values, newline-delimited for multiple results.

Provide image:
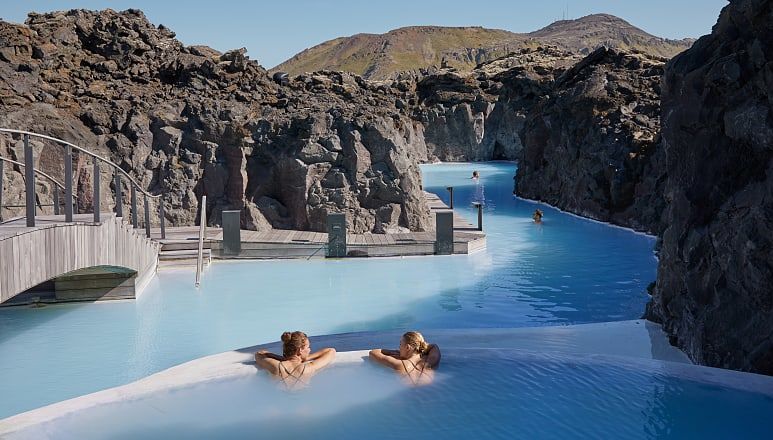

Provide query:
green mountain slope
left=274, top=14, right=693, bottom=79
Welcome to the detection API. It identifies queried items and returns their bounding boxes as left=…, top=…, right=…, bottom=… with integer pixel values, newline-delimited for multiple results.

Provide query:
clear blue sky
left=3, top=0, right=728, bottom=68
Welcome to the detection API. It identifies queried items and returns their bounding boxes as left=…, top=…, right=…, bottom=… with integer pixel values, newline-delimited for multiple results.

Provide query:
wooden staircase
left=158, top=239, right=212, bottom=268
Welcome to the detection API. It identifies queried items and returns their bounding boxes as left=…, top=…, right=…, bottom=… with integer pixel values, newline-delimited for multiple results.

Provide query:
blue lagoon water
left=10, top=350, right=773, bottom=440
left=0, top=162, right=659, bottom=418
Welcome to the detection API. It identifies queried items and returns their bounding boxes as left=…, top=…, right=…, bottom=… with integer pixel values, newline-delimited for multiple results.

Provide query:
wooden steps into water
left=157, top=248, right=212, bottom=268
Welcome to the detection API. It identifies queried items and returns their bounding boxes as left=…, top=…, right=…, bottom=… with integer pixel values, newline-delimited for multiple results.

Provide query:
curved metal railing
left=0, top=156, right=80, bottom=221
left=0, top=128, right=165, bottom=238
left=0, top=156, right=70, bottom=191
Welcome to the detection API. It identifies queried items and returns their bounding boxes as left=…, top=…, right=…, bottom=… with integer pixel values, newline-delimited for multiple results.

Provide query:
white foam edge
left=0, top=349, right=369, bottom=435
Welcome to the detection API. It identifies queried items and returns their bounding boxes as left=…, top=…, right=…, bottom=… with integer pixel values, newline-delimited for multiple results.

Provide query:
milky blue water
left=11, top=350, right=773, bottom=440
left=0, top=162, right=659, bottom=418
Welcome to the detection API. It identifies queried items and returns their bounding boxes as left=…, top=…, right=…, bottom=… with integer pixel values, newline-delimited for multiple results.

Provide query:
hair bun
left=281, top=332, right=292, bottom=343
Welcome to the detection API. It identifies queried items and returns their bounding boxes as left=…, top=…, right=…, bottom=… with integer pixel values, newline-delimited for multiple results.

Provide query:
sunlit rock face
left=646, top=0, right=773, bottom=374
left=0, top=9, right=431, bottom=233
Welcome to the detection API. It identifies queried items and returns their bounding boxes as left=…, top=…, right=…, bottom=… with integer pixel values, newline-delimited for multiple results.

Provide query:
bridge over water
left=0, top=129, right=166, bottom=305
left=0, top=214, right=159, bottom=304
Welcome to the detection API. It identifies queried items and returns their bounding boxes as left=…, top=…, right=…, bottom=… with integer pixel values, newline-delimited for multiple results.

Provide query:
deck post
left=23, top=134, right=35, bottom=227
left=326, top=212, right=347, bottom=258
left=446, top=186, right=454, bottom=209
left=131, top=186, right=138, bottom=228
left=0, top=159, right=4, bottom=222
left=144, top=194, right=150, bottom=238
left=64, top=144, right=73, bottom=222
left=473, top=202, right=483, bottom=231
left=195, top=195, right=207, bottom=287
left=435, top=210, right=454, bottom=255
left=159, top=196, right=166, bottom=239
left=93, top=159, right=100, bottom=223
left=52, top=186, right=59, bottom=215
left=222, top=210, right=241, bottom=255
left=114, top=171, right=123, bottom=217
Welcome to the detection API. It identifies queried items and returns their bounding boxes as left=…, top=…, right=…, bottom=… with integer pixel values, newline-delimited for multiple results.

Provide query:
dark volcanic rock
left=515, top=47, right=667, bottom=234
left=413, top=47, right=580, bottom=162
left=645, top=0, right=773, bottom=374
left=0, top=9, right=431, bottom=233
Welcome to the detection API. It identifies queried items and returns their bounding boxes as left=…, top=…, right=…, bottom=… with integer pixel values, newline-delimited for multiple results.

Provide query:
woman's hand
left=369, top=349, right=404, bottom=371
left=255, top=350, right=284, bottom=361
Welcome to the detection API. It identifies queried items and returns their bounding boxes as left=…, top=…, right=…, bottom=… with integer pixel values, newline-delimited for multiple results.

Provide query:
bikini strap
left=401, top=359, right=422, bottom=385
left=278, top=361, right=308, bottom=388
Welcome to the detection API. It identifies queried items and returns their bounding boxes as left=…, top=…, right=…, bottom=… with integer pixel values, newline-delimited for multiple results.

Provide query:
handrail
left=0, top=155, right=78, bottom=221
left=195, top=195, right=206, bottom=287
left=0, top=128, right=160, bottom=199
left=0, top=128, right=166, bottom=237
left=0, top=156, right=73, bottom=193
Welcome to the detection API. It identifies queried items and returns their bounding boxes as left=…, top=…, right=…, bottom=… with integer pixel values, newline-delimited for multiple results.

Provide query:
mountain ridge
left=274, top=14, right=694, bottom=79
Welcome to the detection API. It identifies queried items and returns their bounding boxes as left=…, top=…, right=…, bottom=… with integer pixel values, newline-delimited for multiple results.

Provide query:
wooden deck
left=153, top=191, right=485, bottom=260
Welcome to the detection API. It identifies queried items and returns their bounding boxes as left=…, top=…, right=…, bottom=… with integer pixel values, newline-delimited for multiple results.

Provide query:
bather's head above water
left=282, top=331, right=311, bottom=360
left=399, top=331, right=430, bottom=358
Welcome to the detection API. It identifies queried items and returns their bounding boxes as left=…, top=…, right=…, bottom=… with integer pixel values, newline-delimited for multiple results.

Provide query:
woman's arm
left=254, top=350, right=282, bottom=374
left=368, top=349, right=404, bottom=371
left=306, top=347, right=335, bottom=361
left=424, top=344, right=441, bottom=369
left=306, top=348, right=336, bottom=374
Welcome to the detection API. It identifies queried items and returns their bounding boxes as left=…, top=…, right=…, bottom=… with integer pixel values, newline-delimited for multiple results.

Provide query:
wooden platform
left=153, top=191, right=485, bottom=260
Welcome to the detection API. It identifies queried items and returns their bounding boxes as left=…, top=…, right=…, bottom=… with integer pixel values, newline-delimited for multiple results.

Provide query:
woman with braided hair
left=254, top=331, right=336, bottom=389
left=369, top=331, right=441, bottom=385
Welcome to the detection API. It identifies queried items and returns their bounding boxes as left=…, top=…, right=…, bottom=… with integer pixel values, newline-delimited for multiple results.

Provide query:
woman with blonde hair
left=369, top=331, right=441, bottom=385
left=254, top=331, right=336, bottom=388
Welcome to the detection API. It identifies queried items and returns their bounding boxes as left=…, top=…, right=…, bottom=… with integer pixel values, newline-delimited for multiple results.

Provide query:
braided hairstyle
left=281, top=331, right=308, bottom=358
left=402, top=331, right=430, bottom=356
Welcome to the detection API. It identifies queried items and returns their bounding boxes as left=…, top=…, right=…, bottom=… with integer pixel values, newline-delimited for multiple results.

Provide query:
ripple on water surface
left=10, top=350, right=773, bottom=440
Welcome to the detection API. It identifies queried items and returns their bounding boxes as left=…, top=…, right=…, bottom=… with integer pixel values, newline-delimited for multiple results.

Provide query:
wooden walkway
left=153, top=191, right=485, bottom=260
left=0, top=214, right=160, bottom=304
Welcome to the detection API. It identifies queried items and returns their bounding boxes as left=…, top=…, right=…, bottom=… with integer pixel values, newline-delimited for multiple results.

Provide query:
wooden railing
left=0, top=128, right=166, bottom=238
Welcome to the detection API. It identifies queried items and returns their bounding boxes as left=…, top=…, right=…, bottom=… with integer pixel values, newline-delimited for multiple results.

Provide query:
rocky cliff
left=515, top=47, right=667, bottom=234
left=412, top=47, right=580, bottom=162
left=0, top=9, right=432, bottom=233
left=645, top=0, right=773, bottom=374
